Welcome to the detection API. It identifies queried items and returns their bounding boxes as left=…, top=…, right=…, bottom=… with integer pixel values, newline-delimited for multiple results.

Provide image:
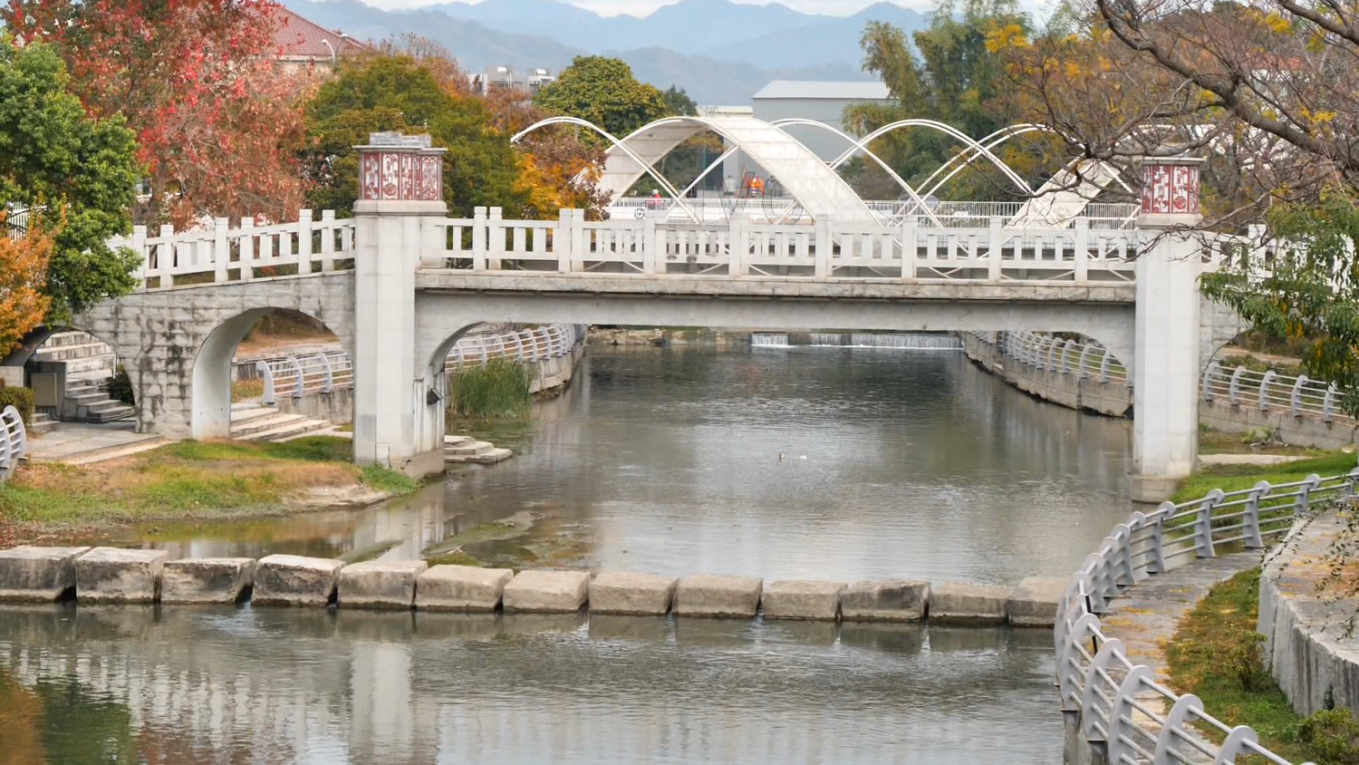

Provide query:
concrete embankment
left=963, top=333, right=1359, bottom=449
left=0, top=546, right=1066, bottom=627
left=1259, top=510, right=1359, bottom=716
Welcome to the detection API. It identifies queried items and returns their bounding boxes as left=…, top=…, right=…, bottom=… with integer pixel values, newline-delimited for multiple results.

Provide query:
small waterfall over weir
left=750, top=332, right=962, bottom=350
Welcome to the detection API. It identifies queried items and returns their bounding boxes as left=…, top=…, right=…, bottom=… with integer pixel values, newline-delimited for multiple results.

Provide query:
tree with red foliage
left=3, top=0, right=309, bottom=226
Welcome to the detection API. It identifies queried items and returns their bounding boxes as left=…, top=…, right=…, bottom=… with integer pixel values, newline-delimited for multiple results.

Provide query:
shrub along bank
left=446, top=359, right=533, bottom=420
left=0, top=437, right=417, bottom=541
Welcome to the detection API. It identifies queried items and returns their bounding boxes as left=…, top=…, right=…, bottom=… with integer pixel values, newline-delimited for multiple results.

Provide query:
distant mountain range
left=281, top=0, right=927, bottom=104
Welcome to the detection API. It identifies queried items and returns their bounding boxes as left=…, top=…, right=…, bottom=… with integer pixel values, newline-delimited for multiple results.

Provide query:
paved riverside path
left=1098, top=552, right=1259, bottom=681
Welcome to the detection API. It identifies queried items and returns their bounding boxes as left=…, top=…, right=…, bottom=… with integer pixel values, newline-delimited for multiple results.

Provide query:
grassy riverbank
left=1167, top=569, right=1359, bottom=762
left=1173, top=451, right=1357, bottom=503
left=0, top=437, right=417, bottom=544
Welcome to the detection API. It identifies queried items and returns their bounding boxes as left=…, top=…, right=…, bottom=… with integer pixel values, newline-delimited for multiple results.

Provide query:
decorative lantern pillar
left=355, top=131, right=447, bottom=204
left=351, top=132, right=449, bottom=481
left=1130, top=154, right=1207, bottom=502
left=1138, top=155, right=1204, bottom=228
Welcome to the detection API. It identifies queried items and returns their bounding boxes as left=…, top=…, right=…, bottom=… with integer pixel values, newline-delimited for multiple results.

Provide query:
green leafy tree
left=845, top=0, right=1036, bottom=201
left=1202, top=193, right=1359, bottom=413
left=302, top=54, right=528, bottom=218
left=0, top=39, right=140, bottom=322
left=533, top=56, right=669, bottom=139
left=662, top=86, right=698, bottom=117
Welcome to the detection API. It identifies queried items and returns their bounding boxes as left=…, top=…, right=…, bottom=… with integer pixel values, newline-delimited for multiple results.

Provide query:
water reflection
left=129, top=346, right=1132, bottom=583
left=0, top=604, right=1060, bottom=764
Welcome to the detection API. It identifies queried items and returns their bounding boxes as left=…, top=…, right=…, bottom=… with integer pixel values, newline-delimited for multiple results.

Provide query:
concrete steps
left=444, top=435, right=513, bottom=465
left=230, top=406, right=331, bottom=443
left=27, top=412, right=56, bottom=436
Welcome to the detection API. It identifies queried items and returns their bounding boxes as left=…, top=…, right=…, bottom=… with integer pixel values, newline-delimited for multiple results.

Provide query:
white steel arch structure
left=513, top=114, right=879, bottom=224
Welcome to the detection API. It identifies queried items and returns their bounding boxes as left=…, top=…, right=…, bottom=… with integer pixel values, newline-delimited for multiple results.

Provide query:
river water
left=0, top=343, right=1135, bottom=763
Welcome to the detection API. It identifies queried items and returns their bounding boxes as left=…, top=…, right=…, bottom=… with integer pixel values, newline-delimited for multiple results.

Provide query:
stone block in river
left=673, top=574, right=763, bottom=618
left=252, top=554, right=345, bottom=607
left=415, top=565, right=513, bottom=612
left=1007, top=576, right=1067, bottom=627
left=74, top=547, right=169, bottom=604
left=589, top=572, right=678, bottom=615
left=339, top=560, right=429, bottom=609
left=0, top=546, right=89, bottom=602
left=761, top=579, right=845, bottom=621
left=161, top=558, right=256, bottom=604
left=502, top=570, right=590, bottom=613
left=929, top=582, right=1011, bottom=625
left=840, top=579, right=929, bottom=622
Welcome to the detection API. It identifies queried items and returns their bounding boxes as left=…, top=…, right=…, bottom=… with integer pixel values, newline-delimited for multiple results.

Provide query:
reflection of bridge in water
left=0, top=605, right=1061, bottom=763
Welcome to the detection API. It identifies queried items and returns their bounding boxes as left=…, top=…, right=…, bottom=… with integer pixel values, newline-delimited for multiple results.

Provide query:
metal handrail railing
left=237, top=325, right=585, bottom=405
left=0, top=405, right=28, bottom=483
left=980, top=330, right=1129, bottom=383
left=1056, top=470, right=1357, bottom=765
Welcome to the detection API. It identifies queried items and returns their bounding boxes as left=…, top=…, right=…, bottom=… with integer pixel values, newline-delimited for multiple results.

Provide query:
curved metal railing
left=1057, top=471, right=1357, bottom=765
left=984, top=330, right=1129, bottom=383
left=0, top=405, right=28, bottom=483
left=239, top=325, right=585, bottom=406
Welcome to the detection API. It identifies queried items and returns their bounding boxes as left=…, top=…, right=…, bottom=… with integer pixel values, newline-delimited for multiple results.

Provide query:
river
left=0, top=342, right=1135, bottom=763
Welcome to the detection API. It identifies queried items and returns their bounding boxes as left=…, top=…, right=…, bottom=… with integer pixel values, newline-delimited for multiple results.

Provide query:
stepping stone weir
left=589, top=572, right=679, bottom=616
left=161, top=558, right=256, bottom=604
left=674, top=575, right=763, bottom=618
left=74, top=547, right=169, bottom=604
left=0, top=546, right=90, bottom=602
left=252, top=555, right=345, bottom=607
left=415, top=565, right=515, bottom=612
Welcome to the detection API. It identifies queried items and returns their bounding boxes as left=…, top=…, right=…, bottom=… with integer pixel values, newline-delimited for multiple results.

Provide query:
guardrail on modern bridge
left=0, top=406, right=28, bottom=484
left=241, top=325, right=583, bottom=406
left=1058, top=471, right=1358, bottom=765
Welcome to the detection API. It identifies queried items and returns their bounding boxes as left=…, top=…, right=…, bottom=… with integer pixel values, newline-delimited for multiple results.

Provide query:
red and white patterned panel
left=1141, top=162, right=1200, bottom=215
left=358, top=149, right=445, bottom=201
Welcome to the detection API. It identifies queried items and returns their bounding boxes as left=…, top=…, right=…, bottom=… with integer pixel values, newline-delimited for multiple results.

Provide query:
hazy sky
left=362, top=0, right=934, bottom=16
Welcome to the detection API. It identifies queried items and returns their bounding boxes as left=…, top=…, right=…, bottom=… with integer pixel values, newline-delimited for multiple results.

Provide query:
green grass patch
left=447, top=359, right=533, bottom=419
left=0, top=436, right=417, bottom=529
left=1199, top=428, right=1330, bottom=457
left=1166, top=569, right=1359, bottom=762
left=1173, top=452, right=1358, bottom=503
left=359, top=465, right=418, bottom=495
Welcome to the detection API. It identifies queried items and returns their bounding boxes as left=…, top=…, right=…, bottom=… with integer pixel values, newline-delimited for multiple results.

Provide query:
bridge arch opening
left=194, top=308, right=349, bottom=442
left=3, top=324, right=135, bottom=426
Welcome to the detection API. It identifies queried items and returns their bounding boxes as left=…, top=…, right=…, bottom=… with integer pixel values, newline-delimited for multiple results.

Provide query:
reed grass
left=446, top=359, right=533, bottom=419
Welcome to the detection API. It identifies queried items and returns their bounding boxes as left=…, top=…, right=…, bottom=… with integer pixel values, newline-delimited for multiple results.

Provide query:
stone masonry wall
left=76, top=274, right=356, bottom=439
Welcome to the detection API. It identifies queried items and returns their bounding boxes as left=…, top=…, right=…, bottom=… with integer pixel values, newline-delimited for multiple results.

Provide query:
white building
left=751, top=80, right=893, bottom=163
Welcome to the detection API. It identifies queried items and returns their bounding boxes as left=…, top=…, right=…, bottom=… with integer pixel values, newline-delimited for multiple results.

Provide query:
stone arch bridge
left=10, top=137, right=1228, bottom=502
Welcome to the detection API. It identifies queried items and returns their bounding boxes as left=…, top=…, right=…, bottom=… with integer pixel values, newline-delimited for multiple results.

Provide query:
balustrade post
left=571, top=210, right=587, bottom=272
left=1291, top=375, right=1309, bottom=416
left=1063, top=339, right=1077, bottom=375
left=1099, top=349, right=1112, bottom=382
left=131, top=225, right=148, bottom=289
left=642, top=213, right=658, bottom=275
left=297, top=209, right=313, bottom=276
left=213, top=218, right=229, bottom=283
left=471, top=207, right=488, bottom=271
left=1149, top=502, right=1173, bottom=574
left=1296, top=474, right=1321, bottom=518
left=320, top=210, right=337, bottom=271
left=157, top=224, right=175, bottom=289
left=729, top=215, right=748, bottom=277
left=1078, top=344, right=1092, bottom=379
left=1345, top=468, right=1359, bottom=498
left=316, top=353, right=335, bottom=394
left=1244, top=481, right=1270, bottom=549
left=1153, top=695, right=1205, bottom=763
left=1325, top=383, right=1339, bottom=422
left=240, top=217, right=256, bottom=281
left=1259, top=370, right=1277, bottom=412
left=287, top=356, right=304, bottom=399
left=1195, top=489, right=1224, bottom=558
left=256, top=361, right=276, bottom=406
left=1202, top=360, right=1219, bottom=402
left=814, top=215, right=833, bottom=281
left=987, top=217, right=1003, bottom=281
left=556, top=208, right=574, bottom=274
left=1074, top=218, right=1090, bottom=283
left=1229, top=366, right=1245, bottom=405
left=488, top=207, right=504, bottom=270
left=900, top=219, right=917, bottom=282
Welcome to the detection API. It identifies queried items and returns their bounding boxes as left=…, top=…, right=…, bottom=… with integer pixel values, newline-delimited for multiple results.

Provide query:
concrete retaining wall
left=962, top=334, right=1132, bottom=418
left=1259, top=511, right=1359, bottom=716
left=0, top=546, right=1064, bottom=626
left=964, top=334, right=1359, bottom=449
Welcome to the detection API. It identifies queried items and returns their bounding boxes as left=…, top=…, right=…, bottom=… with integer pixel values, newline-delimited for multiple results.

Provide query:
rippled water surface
left=0, top=343, right=1138, bottom=763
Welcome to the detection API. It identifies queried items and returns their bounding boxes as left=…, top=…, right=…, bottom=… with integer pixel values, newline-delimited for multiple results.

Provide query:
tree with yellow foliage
left=0, top=222, right=54, bottom=357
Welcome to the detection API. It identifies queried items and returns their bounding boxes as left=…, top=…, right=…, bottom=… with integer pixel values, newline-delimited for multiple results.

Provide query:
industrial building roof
left=752, top=80, right=892, bottom=101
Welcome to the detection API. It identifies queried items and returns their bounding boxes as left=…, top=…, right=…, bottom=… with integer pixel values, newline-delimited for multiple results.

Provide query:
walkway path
left=1099, top=553, right=1259, bottom=680
left=25, top=422, right=166, bottom=465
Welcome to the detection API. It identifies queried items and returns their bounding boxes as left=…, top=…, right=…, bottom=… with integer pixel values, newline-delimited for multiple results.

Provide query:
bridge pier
left=1129, top=157, right=1206, bottom=503
left=350, top=134, right=449, bottom=479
